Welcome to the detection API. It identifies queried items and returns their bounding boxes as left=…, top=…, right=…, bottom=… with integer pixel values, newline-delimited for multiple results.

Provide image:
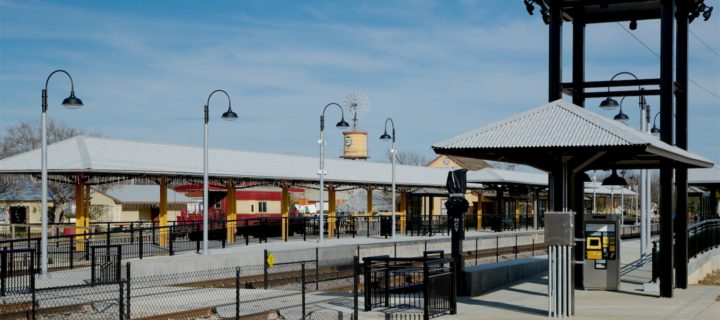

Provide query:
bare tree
left=383, top=149, right=429, bottom=166
left=0, top=119, right=101, bottom=221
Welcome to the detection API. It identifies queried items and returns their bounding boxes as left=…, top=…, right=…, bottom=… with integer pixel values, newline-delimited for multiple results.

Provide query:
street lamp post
left=380, top=118, right=397, bottom=238
left=318, top=103, right=349, bottom=243
left=599, top=71, right=651, bottom=259
left=41, top=70, right=84, bottom=277
left=202, top=89, right=237, bottom=255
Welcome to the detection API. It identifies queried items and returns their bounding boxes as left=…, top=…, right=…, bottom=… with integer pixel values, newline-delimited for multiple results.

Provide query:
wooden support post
left=399, top=190, right=407, bottom=234
left=159, top=177, right=168, bottom=247
left=328, top=184, right=336, bottom=238
left=281, top=181, right=289, bottom=241
left=515, top=198, right=520, bottom=229
left=84, top=184, right=90, bottom=232
left=75, top=175, right=85, bottom=251
left=366, top=186, right=373, bottom=217
left=477, top=194, right=483, bottom=230
left=227, top=179, right=236, bottom=244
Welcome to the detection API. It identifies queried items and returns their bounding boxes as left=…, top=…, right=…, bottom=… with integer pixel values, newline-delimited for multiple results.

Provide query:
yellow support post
left=399, top=190, right=407, bottom=234
left=227, top=179, right=236, bottom=243
left=159, top=177, right=168, bottom=247
left=366, top=186, right=373, bottom=217
left=281, top=181, right=289, bottom=241
left=515, top=198, right=520, bottom=229
left=328, top=184, right=336, bottom=238
left=84, top=182, right=91, bottom=235
left=74, top=175, right=84, bottom=251
left=477, top=194, right=483, bottom=230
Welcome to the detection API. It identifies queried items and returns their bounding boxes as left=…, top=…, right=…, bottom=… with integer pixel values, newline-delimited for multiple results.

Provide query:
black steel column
left=571, top=8, right=585, bottom=291
left=550, top=164, right=564, bottom=212
left=674, top=0, right=689, bottom=290
left=659, top=0, right=675, bottom=298
left=548, top=0, right=563, bottom=101
left=571, top=6, right=585, bottom=107
left=572, top=172, right=585, bottom=289
left=712, top=186, right=718, bottom=220
left=496, top=187, right=505, bottom=231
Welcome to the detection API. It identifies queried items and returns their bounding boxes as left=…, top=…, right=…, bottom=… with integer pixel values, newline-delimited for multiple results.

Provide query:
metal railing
left=363, top=254, right=456, bottom=320
left=688, top=219, right=720, bottom=259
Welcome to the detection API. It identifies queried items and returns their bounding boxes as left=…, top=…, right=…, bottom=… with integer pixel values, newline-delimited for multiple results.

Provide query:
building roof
left=103, top=185, right=194, bottom=204
left=0, top=136, right=547, bottom=191
left=432, top=100, right=714, bottom=170
left=584, top=182, right=637, bottom=196
left=0, top=180, right=50, bottom=201
left=467, top=168, right=547, bottom=186
left=688, top=165, right=720, bottom=186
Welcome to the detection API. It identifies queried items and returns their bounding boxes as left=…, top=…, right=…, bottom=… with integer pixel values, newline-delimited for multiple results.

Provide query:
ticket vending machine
left=583, top=214, right=620, bottom=290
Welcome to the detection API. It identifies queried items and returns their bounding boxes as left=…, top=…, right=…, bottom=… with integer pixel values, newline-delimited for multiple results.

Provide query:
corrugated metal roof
left=688, top=166, right=720, bottom=185
left=432, top=99, right=713, bottom=168
left=584, top=182, right=636, bottom=196
left=0, top=136, right=536, bottom=189
left=467, top=168, right=547, bottom=186
left=103, top=185, right=194, bottom=204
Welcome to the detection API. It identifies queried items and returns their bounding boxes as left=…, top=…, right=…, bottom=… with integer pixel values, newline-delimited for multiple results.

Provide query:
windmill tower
left=341, top=90, right=370, bottom=160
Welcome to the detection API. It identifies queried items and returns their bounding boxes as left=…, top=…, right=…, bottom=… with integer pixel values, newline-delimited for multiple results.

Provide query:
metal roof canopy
left=0, top=135, right=541, bottom=191
left=538, top=0, right=704, bottom=24
left=689, top=166, right=720, bottom=186
left=432, top=100, right=713, bottom=172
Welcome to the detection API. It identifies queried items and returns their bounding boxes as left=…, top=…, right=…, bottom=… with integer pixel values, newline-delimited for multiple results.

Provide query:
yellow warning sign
left=266, top=252, right=275, bottom=268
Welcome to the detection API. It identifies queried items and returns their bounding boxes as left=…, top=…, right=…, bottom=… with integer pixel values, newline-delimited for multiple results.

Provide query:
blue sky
left=1, top=0, right=718, bottom=165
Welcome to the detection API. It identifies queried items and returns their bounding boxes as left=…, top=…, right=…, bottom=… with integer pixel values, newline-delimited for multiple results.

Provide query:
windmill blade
left=343, top=90, right=371, bottom=118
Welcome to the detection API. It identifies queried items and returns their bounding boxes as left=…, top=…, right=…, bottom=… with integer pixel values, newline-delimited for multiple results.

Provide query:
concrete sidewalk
left=451, top=239, right=720, bottom=320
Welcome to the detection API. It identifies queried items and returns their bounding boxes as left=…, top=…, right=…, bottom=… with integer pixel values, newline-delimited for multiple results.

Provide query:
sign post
left=444, top=169, right=468, bottom=293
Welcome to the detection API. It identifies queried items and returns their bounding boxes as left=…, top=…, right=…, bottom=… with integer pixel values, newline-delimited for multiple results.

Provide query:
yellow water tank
left=342, top=131, right=368, bottom=160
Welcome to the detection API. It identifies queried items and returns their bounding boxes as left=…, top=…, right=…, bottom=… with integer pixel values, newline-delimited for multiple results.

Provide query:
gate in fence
left=363, top=254, right=456, bottom=320
left=91, top=244, right=122, bottom=284
left=0, top=248, right=36, bottom=319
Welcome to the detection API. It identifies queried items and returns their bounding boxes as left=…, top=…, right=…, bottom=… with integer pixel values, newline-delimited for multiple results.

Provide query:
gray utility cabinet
left=583, top=214, right=620, bottom=290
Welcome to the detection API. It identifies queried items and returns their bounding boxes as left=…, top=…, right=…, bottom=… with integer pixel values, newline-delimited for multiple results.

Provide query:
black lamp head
left=704, top=6, right=713, bottom=21
left=524, top=0, right=535, bottom=15
left=613, top=108, right=630, bottom=123
left=61, top=90, right=84, bottom=109
left=221, top=108, right=238, bottom=121
left=629, top=19, right=637, bottom=30
left=602, top=169, right=628, bottom=186
left=599, top=97, right=620, bottom=110
left=336, top=118, right=349, bottom=129
left=651, top=125, right=661, bottom=137
left=380, top=131, right=392, bottom=141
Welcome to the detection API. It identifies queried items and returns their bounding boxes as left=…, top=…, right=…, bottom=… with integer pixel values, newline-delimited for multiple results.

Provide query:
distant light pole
left=202, top=89, right=237, bottom=255
left=318, top=103, right=349, bottom=243
left=380, top=117, right=397, bottom=238
left=41, top=70, right=84, bottom=277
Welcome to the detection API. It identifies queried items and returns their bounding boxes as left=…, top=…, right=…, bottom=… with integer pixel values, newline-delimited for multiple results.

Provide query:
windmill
left=341, top=90, right=371, bottom=160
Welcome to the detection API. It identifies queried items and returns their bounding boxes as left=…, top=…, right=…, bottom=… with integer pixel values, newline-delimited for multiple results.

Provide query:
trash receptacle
left=380, top=216, right=392, bottom=238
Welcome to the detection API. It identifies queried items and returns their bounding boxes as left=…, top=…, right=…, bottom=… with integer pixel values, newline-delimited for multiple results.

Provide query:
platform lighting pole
left=598, top=72, right=650, bottom=259
left=203, top=89, right=237, bottom=255
left=41, top=70, right=84, bottom=277
left=380, top=118, right=397, bottom=238
left=318, top=103, right=349, bottom=243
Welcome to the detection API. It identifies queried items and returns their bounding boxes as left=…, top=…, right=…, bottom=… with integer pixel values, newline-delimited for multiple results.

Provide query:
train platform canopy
left=0, top=135, right=546, bottom=190
left=432, top=99, right=714, bottom=171
left=689, top=165, right=720, bottom=186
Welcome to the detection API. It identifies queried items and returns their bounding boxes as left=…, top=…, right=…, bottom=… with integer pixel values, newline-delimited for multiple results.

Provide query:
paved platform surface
left=449, top=239, right=720, bottom=320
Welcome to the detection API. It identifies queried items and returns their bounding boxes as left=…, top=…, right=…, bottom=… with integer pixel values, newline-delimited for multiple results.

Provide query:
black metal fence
left=91, top=244, right=122, bottom=285
left=363, top=255, right=456, bottom=320
left=0, top=248, right=36, bottom=319
left=688, top=219, right=720, bottom=259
